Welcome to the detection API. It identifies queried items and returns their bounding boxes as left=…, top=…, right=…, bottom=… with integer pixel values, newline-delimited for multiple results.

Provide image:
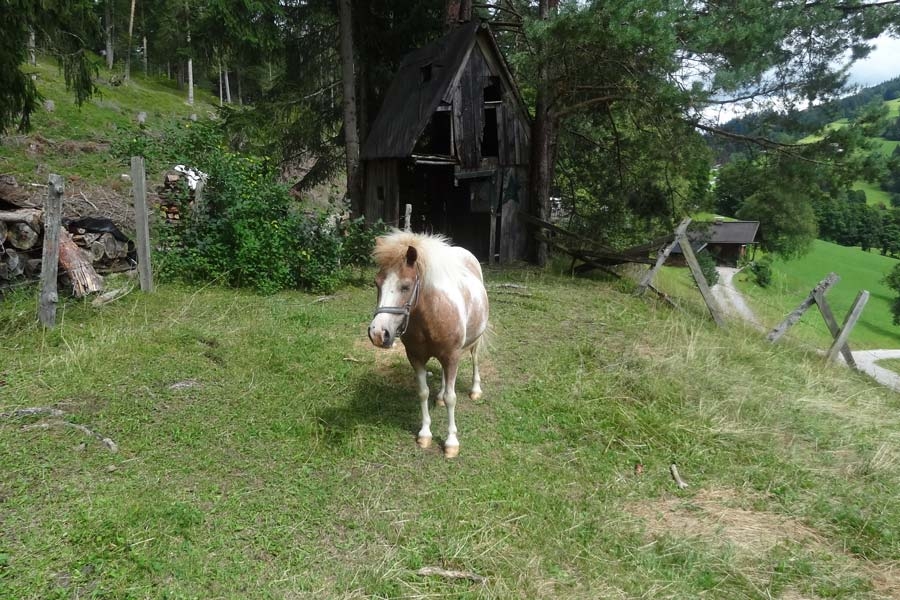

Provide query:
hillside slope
left=0, top=59, right=217, bottom=227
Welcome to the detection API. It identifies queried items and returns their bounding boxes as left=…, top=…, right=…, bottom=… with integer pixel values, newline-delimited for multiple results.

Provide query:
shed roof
left=360, top=21, right=529, bottom=160
left=672, top=220, right=760, bottom=253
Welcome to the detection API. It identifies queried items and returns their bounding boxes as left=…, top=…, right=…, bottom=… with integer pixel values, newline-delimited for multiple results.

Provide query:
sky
left=701, top=34, right=900, bottom=124
left=847, top=35, right=900, bottom=87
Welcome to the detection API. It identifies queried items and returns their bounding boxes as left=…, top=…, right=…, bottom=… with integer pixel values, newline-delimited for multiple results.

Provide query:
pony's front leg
left=413, top=362, right=432, bottom=449
left=441, top=358, right=461, bottom=458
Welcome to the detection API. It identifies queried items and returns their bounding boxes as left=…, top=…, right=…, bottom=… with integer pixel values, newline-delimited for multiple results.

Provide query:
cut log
left=0, top=177, right=33, bottom=207
left=89, top=240, right=107, bottom=262
left=0, top=220, right=6, bottom=244
left=0, top=248, right=24, bottom=279
left=100, top=232, right=118, bottom=258
left=24, top=258, right=42, bottom=277
left=58, top=227, right=104, bottom=297
left=72, top=232, right=101, bottom=247
left=7, top=222, right=39, bottom=250
left=0, top=208, right=43, bottom=229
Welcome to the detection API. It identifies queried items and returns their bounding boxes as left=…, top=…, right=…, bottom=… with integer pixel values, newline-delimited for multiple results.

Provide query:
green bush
left=695, top=249, right=719, bottom=286
left=749, top=257, right=774, bottom=288
left=127, top=122, right=385, bottom=294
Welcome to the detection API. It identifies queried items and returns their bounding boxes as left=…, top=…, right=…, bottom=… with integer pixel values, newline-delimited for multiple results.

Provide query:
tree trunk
left=339, top=0, right=362, bottom=218
left=143, top=34, right=148, bottom=74
left=125, top=0, right=137, bottom=80
left=186, top=16, right=194, bottom=105
left=236, top=68, right=243, bottom=105
left=187, top=57, right=194, bottom=104
left=445, top=0, right=461, bottom=30
left=28, top=30, right=36, bottom=66
left=218, top=60, right=224, bottom=106
left=528, top=0, right=555, bottom=266
left=224, top=65, right=232, bottom=103
left=105, top=0, right=114, bottom=70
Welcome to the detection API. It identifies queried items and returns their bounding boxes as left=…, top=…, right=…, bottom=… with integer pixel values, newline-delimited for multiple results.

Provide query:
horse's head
left=369, top=244, right=420, bottom=349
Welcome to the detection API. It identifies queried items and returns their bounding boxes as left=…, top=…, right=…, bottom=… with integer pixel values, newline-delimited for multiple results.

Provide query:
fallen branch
left=78, top=191, right=99, bottom=211
left=0, top=406, right=65, bottom=419
left=22, top=420, right=118, bottom=452
left=91, top=285, right=135, bottom=307
left=669, top=463, right=689, bottom=489
left=416, top=566, right=486, bottom=584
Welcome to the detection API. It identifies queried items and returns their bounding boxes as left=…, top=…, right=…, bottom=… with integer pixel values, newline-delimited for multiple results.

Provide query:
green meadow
left=3, top=269, right=900, bottom=598
left=733, top=240, right=900, bottom=350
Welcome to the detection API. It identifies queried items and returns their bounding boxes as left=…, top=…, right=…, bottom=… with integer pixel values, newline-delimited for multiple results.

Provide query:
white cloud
left=846, top=35, right=900, bottom=87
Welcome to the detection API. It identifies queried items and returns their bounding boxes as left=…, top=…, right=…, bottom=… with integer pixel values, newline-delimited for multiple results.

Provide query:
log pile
left=1, top=178, right=132, bottom=295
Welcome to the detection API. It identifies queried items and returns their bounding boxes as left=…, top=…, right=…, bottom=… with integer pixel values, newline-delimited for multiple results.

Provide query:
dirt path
left=712, top=267, right=763, bottom=329
left=713, top=267, right=900, bottom=393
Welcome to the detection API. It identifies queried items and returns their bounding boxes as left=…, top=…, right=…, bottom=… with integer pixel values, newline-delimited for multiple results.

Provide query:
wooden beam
left=826, top=291, right=869, bottom=363
left=767, top=273, right=840, bottom=342
left=131, top=156, right=154, bottom=292
left=813, top=290, right=856, bottom=368
left=677, top=230, right=726, bottom=327
left=636, top=218, right=691, bottom=295
left=38, top=174, right=64, bottom=328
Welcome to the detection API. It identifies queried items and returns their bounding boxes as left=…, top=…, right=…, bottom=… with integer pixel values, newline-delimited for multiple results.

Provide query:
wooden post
left=636, top=217, right=691, bottom=295
left=826, top=291, right=869, bottom=363
left=489, top=205, right=497, bottom=266
left=813, top=289, right=856, bottom=368
left=131, top=156, right=154, bottom=292
left=39, top=174, right=64, bottom=328
left=404, top=203, right=412, bottom=232
left=678, top=231, right=726, bottom=327
left=768, top=273, right=839, bottom=342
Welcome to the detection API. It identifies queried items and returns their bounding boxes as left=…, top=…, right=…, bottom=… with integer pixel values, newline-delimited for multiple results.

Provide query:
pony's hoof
left=436, top=398, right=446, bottom=407
left=417, top=436, right=432, bottom=449
left=444, top=445, right=460, bottom=459
left=469, top=390, right=482, bottom=401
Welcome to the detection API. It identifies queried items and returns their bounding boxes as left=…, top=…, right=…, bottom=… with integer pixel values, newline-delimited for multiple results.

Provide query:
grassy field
left=731, top=240, right=900, bottom=350
left=3, top=269, right=900, bottom=598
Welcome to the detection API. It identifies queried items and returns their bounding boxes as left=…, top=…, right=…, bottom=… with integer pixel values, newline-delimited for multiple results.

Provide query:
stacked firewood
left=0, top=208, right=43, bottom=280
left=0, top=179, right=133, bottom=295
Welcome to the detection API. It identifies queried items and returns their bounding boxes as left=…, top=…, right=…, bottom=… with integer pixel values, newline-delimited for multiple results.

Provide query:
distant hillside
left=735, top=239, right=900, bottom=350
left=0, top=58, right=217, bottom=189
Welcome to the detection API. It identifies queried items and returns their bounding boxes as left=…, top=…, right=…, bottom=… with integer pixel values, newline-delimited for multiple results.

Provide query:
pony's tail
left=473, top=321, right=494, bottom=361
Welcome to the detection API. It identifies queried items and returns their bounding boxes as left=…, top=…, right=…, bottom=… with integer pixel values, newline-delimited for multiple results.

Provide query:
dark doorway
left=397, top=163, right=494, bottom=261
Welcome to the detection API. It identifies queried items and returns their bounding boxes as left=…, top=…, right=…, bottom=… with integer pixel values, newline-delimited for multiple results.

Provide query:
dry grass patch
left=627, top=488, right=823, bottom=557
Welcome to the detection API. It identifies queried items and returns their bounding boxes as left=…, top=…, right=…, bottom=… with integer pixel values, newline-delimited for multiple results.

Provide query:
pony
left=368, top=231, right=489, bottom=458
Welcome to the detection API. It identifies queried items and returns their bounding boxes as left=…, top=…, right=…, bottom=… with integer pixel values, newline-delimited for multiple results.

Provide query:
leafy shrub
left=883, top=263, right=900, bottom=325
left=749, top=257, right=773, bottom=288
left=695, top=249, right=719, bottom=287
left=132, top=121, right=389, bottom=294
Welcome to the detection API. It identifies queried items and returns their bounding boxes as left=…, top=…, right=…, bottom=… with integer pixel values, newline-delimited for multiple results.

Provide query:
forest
left=3, top=1, right=900, bottom=272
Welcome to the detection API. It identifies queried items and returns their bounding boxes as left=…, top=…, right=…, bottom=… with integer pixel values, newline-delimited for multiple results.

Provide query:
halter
left=372, top=272, right=421, bottom=338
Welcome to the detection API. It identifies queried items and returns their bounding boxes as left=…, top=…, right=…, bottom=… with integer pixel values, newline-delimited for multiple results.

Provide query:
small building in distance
left=672, top=219, right=760, bottom=266
left=360, top=20, right=531, bottom=263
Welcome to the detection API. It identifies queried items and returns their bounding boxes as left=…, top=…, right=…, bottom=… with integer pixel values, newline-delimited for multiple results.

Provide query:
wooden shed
left=360, top=20, right=531, bottom=263
left=672, top=220, right=760, bottom=267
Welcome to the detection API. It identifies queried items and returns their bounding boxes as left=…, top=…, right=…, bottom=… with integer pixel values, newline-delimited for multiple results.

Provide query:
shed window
left=481, top=107, right=499, bottom=158
left=415, top=111, right=452, bottom=156
left=484, top=76, right=501, bottom=102
left=420, top=64, right=433, bottom=83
